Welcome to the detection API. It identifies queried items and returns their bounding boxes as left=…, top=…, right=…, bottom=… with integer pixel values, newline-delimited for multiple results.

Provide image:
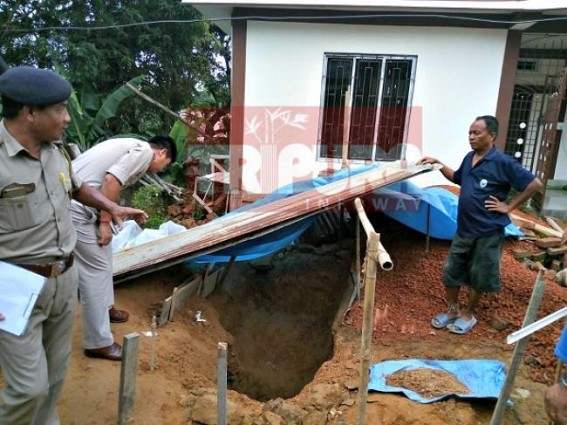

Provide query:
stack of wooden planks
left=510, top=214, right=567, bottom=280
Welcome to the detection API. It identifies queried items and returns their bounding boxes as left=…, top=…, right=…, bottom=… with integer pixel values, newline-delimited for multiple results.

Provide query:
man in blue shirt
left=545, top=324, right=567, bottom=425
left=418, top=115, right=542, bottom=334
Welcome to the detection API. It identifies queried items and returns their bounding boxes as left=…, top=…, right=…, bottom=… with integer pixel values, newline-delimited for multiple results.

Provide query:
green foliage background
left=0, top=0, right=230, bottom=147
left=131, top=185, right=169, bottom=229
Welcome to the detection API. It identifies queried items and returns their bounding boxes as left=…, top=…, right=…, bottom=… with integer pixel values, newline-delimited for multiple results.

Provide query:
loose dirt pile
left=385, top=368, right=470, bottom=399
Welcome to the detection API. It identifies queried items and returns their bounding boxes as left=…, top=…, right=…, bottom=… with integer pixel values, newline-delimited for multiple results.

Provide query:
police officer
left=0, top=66, right=147, bottom=425
left=72, top=135, right=176, bottom=361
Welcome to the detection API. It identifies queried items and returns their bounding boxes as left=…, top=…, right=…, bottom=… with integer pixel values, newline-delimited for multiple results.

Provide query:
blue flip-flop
left=431, top=312, right=458, bottom=329
left=447, top=316, right=477, bottom=334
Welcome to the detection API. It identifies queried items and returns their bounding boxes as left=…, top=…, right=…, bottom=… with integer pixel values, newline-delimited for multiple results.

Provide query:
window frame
left=317, top=52, right=417, bottom=163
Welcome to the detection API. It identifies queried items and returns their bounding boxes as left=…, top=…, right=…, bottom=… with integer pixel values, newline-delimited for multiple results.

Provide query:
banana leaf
left=92, top=75, right=146, bottom=128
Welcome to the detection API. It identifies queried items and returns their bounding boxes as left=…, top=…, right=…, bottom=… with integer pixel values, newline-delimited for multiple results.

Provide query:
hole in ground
left=208, top=243, right=353, bottom=402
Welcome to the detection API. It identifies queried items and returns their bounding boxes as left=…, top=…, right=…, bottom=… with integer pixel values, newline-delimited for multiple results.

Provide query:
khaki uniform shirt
left=70, top=138, right=153, bottom=242
left=72, top=138, right=153, bottom=189
left=0, top=120, right=82, bottom=262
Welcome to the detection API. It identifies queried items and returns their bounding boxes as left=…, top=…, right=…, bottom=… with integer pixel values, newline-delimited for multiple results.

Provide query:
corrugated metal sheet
left=113, top=162, right=433, bottom=282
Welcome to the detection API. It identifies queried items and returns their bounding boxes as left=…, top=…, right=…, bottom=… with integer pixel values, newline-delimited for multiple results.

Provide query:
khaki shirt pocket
left=0, top=192, right=41, bottom=231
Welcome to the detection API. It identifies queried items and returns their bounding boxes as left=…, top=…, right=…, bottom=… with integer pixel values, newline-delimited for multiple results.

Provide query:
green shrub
left=131, top=185, right=168, bottom=229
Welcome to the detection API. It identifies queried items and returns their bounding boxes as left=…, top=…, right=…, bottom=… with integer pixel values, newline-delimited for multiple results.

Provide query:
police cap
left=0, top=66, right=72, bottom=106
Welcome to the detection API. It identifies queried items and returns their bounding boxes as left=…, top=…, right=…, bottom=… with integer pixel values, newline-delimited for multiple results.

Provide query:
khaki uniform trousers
left=0, top=265, right=78, bottom=425
left=73, top=222, right=115, bottom=350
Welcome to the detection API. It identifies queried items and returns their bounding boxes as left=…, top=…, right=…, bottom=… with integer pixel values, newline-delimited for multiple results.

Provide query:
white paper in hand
left=0, top=261, right=47, bottom=336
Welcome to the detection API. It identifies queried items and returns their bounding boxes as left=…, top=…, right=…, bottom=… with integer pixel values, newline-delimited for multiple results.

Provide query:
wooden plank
left=171, top=278, right=201, bottom=316
left=118, top=333, right=140, bottom=425
left=548, top=246, right=567, bottom=256
left=510, top=214, right=563, bottom=238
left=169, top=287, right=179, bottom=321
left=490, top=271, right=546, bottom=425
left=158, top=296, right=172, bottom=327
left=217, top=257, right=236, bottom=289
left=512, top=248, right=532, bottom=260
left=113, top=163, right=434, bottom=280
left=201, top=269, right=221, bottom=298
left=546, top=217, right=565, bottom=233
left=217, top=342, right=228, bottom=425
left=149, top=316, right=157, bottom=372
left=535, top=237, right=563, bottom=249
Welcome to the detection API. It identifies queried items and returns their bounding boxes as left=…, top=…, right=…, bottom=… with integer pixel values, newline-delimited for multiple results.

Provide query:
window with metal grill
left=318, top=53, right=416, bottom=162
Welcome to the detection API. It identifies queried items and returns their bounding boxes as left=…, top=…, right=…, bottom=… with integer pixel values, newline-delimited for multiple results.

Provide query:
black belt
left=15, top=253, right=75, bottom=278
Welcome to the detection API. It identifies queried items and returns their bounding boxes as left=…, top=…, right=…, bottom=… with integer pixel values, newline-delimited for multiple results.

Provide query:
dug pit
left=207, top=241, right=354, bottom=401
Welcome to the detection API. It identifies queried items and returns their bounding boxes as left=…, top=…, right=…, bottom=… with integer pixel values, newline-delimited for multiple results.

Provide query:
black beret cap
left=0, top=66, right=72, bottom=106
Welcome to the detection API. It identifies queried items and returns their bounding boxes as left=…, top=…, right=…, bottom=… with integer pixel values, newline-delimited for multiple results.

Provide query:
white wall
left=555, top=115, right=567, bottom=180
left=240, top=20, right=507, bottom=193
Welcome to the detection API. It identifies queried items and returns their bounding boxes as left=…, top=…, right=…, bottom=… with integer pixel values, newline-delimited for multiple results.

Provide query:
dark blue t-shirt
left=453, top=147, right=535, bottom=238
left=556, top=324, right=567, bottom=363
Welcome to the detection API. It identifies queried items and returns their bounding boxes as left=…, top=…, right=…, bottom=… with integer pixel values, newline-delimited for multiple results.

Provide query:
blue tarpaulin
left=368, top=359, right=506, bottom=403
left=373, top=181, right=523, bottom=240
left=190, top=165, right=379, bottom=263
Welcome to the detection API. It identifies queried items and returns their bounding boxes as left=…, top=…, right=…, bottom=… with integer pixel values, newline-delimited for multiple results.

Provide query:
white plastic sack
left=112, top=220, right=143, bottom=253
left=158, top=221, right=186, bottom=235
left=111, top=220, right=186, bottom=253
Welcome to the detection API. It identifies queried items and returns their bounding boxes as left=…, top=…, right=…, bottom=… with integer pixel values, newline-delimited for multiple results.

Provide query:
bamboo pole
left=490, top=270, right=546, bottom=425
left=141, top=173, right=184, bottom=203
left=356, top=215, right=361, bottom=300
left=354, top=199, right=393, bottom=271
left=126, top=82, right=215, bottom=142
left=341, top=86, right=352, bottom=169
left=354, top=197, right=394, bottom=425
left=357, top=231, right=379, bottom=425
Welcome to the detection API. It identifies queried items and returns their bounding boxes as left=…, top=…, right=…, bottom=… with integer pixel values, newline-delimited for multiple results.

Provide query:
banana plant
left=65, top=75, right=146, bottom=151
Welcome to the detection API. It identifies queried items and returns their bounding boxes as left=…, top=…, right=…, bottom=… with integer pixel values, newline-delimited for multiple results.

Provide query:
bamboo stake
left=354, top=197, right=394, bottom=425
left=354, top=199, right=393, bottom=271
left=149, top=315, right=157, bottom=372
left=141, top=173, right=184, bottom=203
left=490, top=270, right=546, bottom=425
left=341, top=86, right=352, bottom=169
left=356, top=215, right=361, bottom=300
left=357, top=230, right=379, bottom=425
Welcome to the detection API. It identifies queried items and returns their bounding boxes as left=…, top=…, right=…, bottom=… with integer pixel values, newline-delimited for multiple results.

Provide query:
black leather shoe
left=109, top=307, right=129, bottom=323
left=84, top=342, right=123, bottom=361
